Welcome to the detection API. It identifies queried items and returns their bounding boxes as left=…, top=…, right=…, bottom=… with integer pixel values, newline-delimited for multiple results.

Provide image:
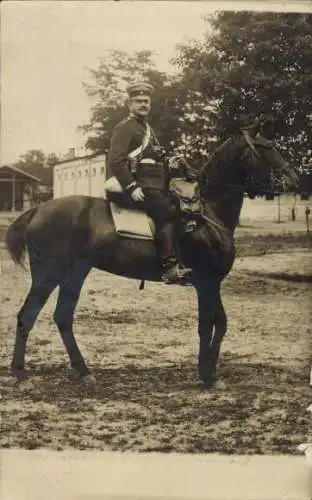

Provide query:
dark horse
left=5, top=119, right=297, bottom=388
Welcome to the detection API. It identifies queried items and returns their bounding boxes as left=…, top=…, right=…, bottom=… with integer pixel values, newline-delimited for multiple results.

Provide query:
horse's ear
left=244, top=114, right=267, bottom=138
left=245, top=118, right=261, bottom=138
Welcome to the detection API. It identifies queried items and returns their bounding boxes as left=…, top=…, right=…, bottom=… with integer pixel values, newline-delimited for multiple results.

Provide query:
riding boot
left=156, top=222, right=192, bottom=284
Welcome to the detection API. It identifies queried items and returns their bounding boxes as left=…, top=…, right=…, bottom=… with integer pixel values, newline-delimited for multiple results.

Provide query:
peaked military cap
left=127, top=82, right=154, bottom=98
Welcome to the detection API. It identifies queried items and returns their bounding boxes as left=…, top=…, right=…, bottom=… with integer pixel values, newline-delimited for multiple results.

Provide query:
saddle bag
left=169, top=178, right=201, bottom=214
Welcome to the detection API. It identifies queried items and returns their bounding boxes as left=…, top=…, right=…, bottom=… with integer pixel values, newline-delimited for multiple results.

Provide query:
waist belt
left=139, top=159, right=156, bottom=165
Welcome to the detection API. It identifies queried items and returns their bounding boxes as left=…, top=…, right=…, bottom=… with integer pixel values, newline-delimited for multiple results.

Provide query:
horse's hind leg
left=53, top=258, right=92, bottom=381
left=11, top=260, right=58, bottom=382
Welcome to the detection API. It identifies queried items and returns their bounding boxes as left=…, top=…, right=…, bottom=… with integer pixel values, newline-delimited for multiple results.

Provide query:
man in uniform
left=106, top=81, right=191, bottom=284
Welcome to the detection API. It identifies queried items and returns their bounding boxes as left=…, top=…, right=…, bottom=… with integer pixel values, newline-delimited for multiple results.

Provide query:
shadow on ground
left=245, top=271, right=312, bottom=283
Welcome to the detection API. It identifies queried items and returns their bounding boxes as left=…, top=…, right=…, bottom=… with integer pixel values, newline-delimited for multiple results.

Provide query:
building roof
left=0, top=165, right=42, bottom=182
left=53, top=151, right=107, bottom=167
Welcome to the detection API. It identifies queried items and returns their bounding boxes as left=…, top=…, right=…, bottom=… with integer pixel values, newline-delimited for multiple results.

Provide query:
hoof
left=199, top=380, right=214, bottom=390
left=198, top=369, right=216, bottom=389
left=199, top=379, right=226, bottom=391
left=81, top=374, right=96, bottom=386
left=11, top=368, right=28, bottom=383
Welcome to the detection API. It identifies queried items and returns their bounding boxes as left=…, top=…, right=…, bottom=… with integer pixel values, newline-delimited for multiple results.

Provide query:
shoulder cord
left=128, top=123, right=151, bottom=160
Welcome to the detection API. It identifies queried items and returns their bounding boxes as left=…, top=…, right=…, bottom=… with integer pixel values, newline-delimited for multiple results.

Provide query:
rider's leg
left=106, top=189, right=191, bottom=283
left=140, top=189, right=192, bottom=284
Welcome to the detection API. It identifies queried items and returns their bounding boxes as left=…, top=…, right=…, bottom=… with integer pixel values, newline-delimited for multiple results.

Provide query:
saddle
left=107, top=178, right=200, bottom=240
left=110, top=201, right=155, bottom=240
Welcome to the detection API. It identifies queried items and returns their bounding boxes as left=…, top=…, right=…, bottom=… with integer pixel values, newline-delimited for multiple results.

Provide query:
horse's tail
left=5, top=206, right=39, bottom=267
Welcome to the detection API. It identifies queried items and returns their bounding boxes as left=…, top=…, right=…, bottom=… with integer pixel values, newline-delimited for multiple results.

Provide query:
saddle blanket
left=110, top=202, right=155, bottom=240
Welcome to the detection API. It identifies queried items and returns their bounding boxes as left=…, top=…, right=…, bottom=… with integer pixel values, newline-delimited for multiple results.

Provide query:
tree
left=79, top=50, right=188, bottom=154
left=81, top=15, right=312, bottom=176
left=13, top=150, right=59, bottom=186
left=174, top=12, right=312, bottom=172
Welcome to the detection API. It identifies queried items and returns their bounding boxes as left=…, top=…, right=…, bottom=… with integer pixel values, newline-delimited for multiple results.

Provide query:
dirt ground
left=1, top=221, right=311, bottom=455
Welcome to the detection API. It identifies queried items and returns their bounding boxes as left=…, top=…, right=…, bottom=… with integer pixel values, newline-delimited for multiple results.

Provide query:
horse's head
left=199, top=117, right=298, bottom=198
left=240, top=120, right=298, bottom=196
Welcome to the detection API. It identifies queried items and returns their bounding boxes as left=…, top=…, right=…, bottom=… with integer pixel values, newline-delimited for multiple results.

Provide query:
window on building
left=85, top=169, right=88, bottom=177
left=64, top=172, right=68, bottom=180
left=72, top=171, right=75, bottom=178
left=100, top=166, right=105, bottom=175
left=92, top=168, right=96, bottom=176
left=78, top=170, right=82, bottom=178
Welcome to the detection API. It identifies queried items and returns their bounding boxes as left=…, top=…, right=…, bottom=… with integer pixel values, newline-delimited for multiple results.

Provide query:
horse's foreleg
left=209, top=292, right=227, bottom=383
left=198, top=325, right=215, bottom=386
left=11, top=281, right=57, bottom=381
left=53, top=259, right=92, bottom=380
left=194, top=273, right=219, bottom=387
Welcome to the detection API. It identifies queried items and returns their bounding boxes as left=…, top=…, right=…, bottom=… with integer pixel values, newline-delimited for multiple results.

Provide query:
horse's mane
left=198, top=136, right=238, bottom=185
left=198, top=129, right=273, bottom=181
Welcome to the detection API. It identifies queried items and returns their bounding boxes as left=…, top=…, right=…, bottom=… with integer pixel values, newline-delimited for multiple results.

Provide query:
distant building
left=0, top=165, right=42, bottom=212
left=53, top=152, right=106, bottom=199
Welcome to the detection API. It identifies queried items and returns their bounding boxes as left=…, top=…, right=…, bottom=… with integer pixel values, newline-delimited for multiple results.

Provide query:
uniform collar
left=129, top=113, right=148, bottom=125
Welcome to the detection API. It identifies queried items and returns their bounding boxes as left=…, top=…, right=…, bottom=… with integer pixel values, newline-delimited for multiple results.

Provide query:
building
left=0, top=165, right=42, bottom=212
left=53, top=153, right=106, bottom=199
left=52, top=151, right=311, bottom=224
left=240, top=193, right=310, bottom=223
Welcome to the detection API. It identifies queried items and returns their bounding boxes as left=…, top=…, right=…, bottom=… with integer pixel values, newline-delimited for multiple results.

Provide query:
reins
left=199, top=206, right=229, bottom=233
left=198, top=130, right=288, bottom=198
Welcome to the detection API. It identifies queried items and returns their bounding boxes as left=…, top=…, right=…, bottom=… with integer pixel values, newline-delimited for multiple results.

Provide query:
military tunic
left=106, top=115, right=167, bottom=191
left=106, top=115, right=175, bottom=227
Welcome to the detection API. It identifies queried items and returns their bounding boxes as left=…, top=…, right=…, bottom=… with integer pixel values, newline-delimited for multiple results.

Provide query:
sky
left=1, top=0, right=309, bottom=164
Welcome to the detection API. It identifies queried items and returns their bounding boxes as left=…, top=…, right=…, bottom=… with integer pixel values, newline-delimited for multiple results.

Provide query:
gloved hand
left=131, top=187, right=145, bottom=202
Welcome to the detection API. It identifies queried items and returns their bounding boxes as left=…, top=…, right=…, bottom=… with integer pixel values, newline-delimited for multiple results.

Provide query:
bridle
left=242, top=130, right=262, bottom=161
left=198, top=130, right=289, bottom=197
left=167, top=132, right=290, bottom=237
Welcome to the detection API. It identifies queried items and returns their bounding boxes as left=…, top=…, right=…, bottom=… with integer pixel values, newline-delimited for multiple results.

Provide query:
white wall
left=240, top=193, right=311, bottom=222
left=53, top=158, right=311, bottom=223
left=53, top=154, right=106, bottom=199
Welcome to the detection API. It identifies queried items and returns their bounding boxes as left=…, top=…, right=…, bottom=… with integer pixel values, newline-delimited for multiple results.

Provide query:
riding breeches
left=107, top=188, right=176, bottom=229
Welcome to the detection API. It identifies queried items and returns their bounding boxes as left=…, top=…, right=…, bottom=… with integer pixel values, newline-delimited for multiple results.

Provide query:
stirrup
left=161, top=264, right=192, bottom=285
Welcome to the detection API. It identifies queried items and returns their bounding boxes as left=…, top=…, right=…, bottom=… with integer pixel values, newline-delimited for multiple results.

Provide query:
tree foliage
left=81, top=14, right=312, bottom=174
left=12, top=150, right=59, bottom=186
left=79, top=50, right=187, bottom=154
left=174, top=12, right=312, bottom=171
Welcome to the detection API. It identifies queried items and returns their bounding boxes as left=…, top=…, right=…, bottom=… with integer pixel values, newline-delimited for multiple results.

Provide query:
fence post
left=305, top=206, right=310, bottom=234
left=277, top=194, right=281, bottom=223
